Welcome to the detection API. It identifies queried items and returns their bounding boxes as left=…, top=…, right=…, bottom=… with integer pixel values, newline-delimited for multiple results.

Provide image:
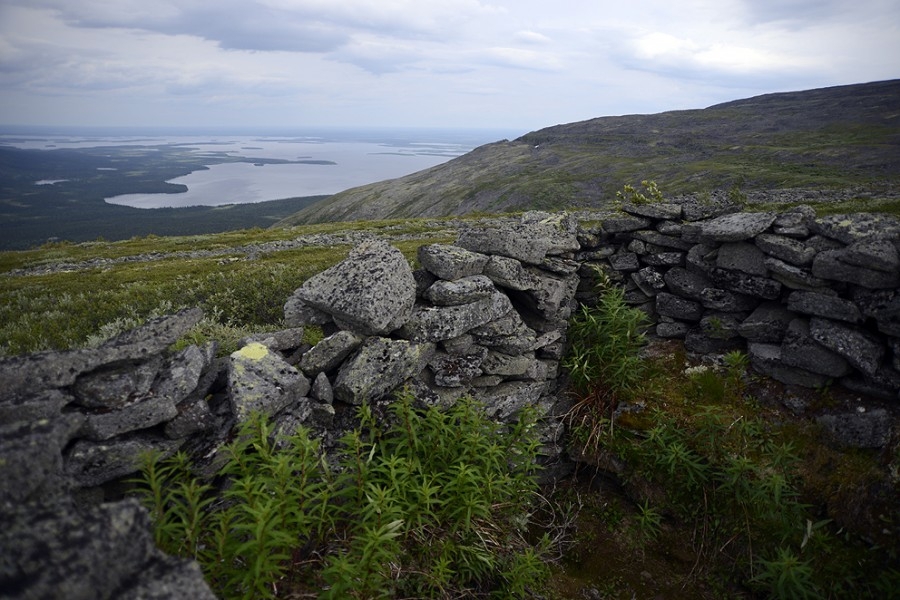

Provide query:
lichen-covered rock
left=840, top=239, right=900, bottom=273
left=290, top=240, right=415, bottom=335
left=716, top=242, right=768, bottom=276
left=82, top=395, right=178, bottom=441
left=483, top=255, right=539, bottom=291
left=65, top=434, right=183, bottom=487
left=631, top=266, right=666, bottom=296
left=786, top=291, right=862, bottom=323
left=748, top=342, right=831, bottom=388
left=457, top=212, right=578, bottom=264
left=0, top=498, right=215, bottom=600
left=333, top=337, right=435, bottom=404
left=810, top=213, right=900, bottom=245
left=417, top=244, right=489, bottom=281
left=656, top=292, right=704, bottom=321
left=299, top=330, right=364, bottom=375
left=424, top=275, right=496, bottom=306
left=812, top=249, right=900, bottom=289
left=738, top=303, right=796, bottom=342
left=429, top=348, right=487, bottom=387
left=311, top=372, right=334, bottom=404
left=808, top=318, right=885, bottom=376
left=664, top=267, right=712, bottom=301
left=608, top=252, right=640, bottom=271
left=699, top=212, right=777, bottom=243
left=755, top=233, right=816, bottom=266
left=239, top=327, right=306, bottom=352
left=601, top=215, right=652, bottom=233
left=765, top=257, right=829, bottom=291
left=852, top=289, right=900, bottom=337
left=707, top=266, right=782, bottom=300
left=72, top=358, right=164, bottom=409
left=399, top=292, right=513, bottom=342
left=781, top=319, right=852, bottom=377
left=228, top=342, right=310, bottom=421
left=620, top=202, right=683, bottom=220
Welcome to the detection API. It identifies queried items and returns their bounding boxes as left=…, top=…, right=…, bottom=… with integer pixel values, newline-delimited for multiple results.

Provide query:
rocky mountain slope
left=277, top=79, right=900, bottom=226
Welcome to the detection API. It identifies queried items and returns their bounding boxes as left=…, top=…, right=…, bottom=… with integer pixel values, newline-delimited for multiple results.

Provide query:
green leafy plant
left=615, top=180, right=665, bottom=205
left=132, top=391, right=546, bottom=599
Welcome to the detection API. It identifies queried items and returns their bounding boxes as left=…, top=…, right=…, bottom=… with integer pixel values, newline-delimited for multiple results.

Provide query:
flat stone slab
left=299, top=330, right=364, bottom=375
left=417, top=244, right=489, bottom=281
left=399, top=292, right=513, bottom=342
left=700, top=212, right=777, bottom=243
left=786, top=291, right=862, bottom=323
left=810, top=213, right=900, bottom=245
left=808, top=317, right=885, bottom=376
left=424, top=275, right=496, bottom=306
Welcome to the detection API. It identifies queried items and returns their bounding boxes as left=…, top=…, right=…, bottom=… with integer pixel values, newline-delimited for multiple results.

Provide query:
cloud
left=514, top=30, right=551, bottom=45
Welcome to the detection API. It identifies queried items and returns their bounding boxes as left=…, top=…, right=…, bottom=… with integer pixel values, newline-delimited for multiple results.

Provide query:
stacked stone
left=0, top=308, right=218, bottom=598
left=576, top=200, right=900, bottom=402
left=283, top=212, right=582, bottom=476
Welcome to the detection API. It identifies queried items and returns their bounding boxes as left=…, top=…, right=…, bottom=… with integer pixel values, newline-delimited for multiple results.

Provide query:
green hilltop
left=277, top=79, right=900, bottom=226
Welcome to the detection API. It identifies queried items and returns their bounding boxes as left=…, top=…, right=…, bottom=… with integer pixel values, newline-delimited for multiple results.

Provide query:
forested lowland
left=0, top=142, right=326, bottom=250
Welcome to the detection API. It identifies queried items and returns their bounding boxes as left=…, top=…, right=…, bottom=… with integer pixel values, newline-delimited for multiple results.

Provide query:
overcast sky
left=1, top=0, right=898, bottom=134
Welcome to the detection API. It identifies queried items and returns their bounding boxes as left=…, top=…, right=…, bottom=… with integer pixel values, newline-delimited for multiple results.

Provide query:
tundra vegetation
left=1, top=196, right=898, bottom=598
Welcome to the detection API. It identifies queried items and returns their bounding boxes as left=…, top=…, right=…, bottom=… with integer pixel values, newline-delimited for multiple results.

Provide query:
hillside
left=277, top=79, right=900, bottom=226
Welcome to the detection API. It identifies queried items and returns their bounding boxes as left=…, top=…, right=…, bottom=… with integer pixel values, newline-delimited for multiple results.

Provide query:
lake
left=1, top=128, right=517, bottom=208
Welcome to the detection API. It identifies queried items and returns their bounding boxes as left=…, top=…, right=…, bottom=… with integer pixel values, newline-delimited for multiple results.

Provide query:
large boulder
left=287, top=240, right=416, bottom=335
left=417, top=244, right=489, bottom=281
left=699, top=212, right=777, bottom=243
left=399, top=292, right=513, bottom=342
left=457, top=212, right=579, bottom=264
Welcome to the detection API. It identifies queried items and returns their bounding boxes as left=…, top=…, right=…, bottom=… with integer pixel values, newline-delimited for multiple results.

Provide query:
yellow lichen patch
left=236, top=342, right=269, bottom=361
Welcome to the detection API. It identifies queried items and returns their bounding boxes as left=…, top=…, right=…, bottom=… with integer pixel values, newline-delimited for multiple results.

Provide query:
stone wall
left=2, top=202, right=899, bottom=598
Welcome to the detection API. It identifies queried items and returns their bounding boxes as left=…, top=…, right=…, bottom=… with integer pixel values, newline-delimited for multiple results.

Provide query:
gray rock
left=480, top=351, right=535, bottom=377
left=118, top=555, right=217, bottom=600
left=152, top=344, right=212, bottom=404
left=765, top=257, right=829, bottom=291
left=813, top=249, right=900, bottom=289
left=283, top=298, right=333, bottom=327
left=541, top=257, right=580, bottom=276
left=656, top=292, right=703, bottom=321
left=519, top=268, right=579, bottom=322
left=441, top=333, right=477, bottom=356
left=642, top=252, right=685, bottom=267
left=163, top=397, right=215, bottom=439
left=755, top=234, right=816, bottom=266
left=682, top=198, right=740, bottom=222
left=627, top=239, right=647, bottom=254
left=71, top=358, right=163, bottom=409
left=656, top=220, right=684, bottom=236
left=608, top=252, right=640, bottom=271
left=747, top=342, right=831, bottom=388
left=228, top=342, right=310, bottom=421
left=656, top=320, right=691, bottom=338
left=781, top=319, right=852, bottom=377
left=817, top=409, right=891, bottom=448
left=808, top=318, right=885, bottom=376
left=0, top=388, right=72, bottom=424
left=810, top=213, right=900, bottom=245
left=786, top=291, right=862, bottom=323
left=333, top=337, right=435, bottom=404
left=699, top=287, right=759, bottom=312
left=631, top=267, right=666, bottom=296
left=472, top=381, right=549, bottom=421
left=400, top=292, right=513, bottom=342
left=291, top=240, right=416, bottom=335
left=417, top=244, right=489, bottom=280
left=632, top=230, right=693, bottom=251
left=65, top=434, right=183, bottom=487
left=575, top=247, right=615, bottom=261
left=0, top=498, right=215, bottom=600
left=429, top=348, right=487, bottom=387
left=82, top=395, right=178, bottom=441
left=299, top=330, right=364, bottom=375
left=708, top=266, right=782, bottom=300
left=664, top=267, right=712, bottom=301
left=716, top=242, right=768, bottom=276
left=311, top=372, right=334, bottom=404
left=0, top=414, right=83, bottom=504
left=852, top=289, right=900, bottom=336
left=839, top=239, right=900, bottom=273
left=699, top=212, right=777, bottom=243
left=738, top=303, right=796, bottom=342
left=700, top=313, right=742, bottom=340
left=424, top=275, right=496, bottom=306
left=685, top=243, right=719, bottom=276
left=601, top=215, right=651, bottom=233
left=805, top=234, right=845, bottom=252
left=620, top=202, right=683, bottom=220
left=457, top=212, right=579, bottom=264
left=413, top=268, right=438, bottom=297
left=483, top=254, right=539, bottom=291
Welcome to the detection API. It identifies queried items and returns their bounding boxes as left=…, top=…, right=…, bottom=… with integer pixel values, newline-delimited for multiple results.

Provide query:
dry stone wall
left=2, top=203, right=899, bottom=598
